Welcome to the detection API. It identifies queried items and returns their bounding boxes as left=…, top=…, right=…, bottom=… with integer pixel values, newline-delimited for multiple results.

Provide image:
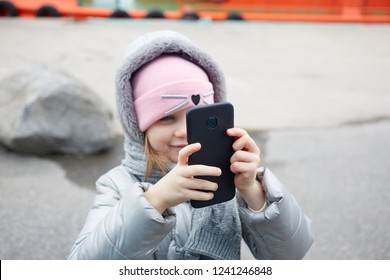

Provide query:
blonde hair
left=143, top=135, right=170, bottom=181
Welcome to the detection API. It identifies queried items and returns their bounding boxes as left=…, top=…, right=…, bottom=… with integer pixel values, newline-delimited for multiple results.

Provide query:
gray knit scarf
left=122, top=138, right=242, bottom=260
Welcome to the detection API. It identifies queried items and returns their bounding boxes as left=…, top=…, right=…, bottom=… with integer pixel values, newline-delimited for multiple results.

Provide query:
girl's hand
left=227, top=128, right=265, bottom=211
left=145, top=143, right=221, bottom=214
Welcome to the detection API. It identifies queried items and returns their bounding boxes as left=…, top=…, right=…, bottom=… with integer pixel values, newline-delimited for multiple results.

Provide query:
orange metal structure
left=1, top=0, right=390, bottom=23
left=1, top=0, right=120, bottom=19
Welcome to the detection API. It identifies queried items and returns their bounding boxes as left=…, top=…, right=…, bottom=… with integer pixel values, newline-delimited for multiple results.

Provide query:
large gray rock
left=0, top=66, right=115, bottom=155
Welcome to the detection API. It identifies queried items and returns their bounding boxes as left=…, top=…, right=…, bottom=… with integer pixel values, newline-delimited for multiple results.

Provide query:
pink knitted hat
left=132, top=55, right=214, bottom=131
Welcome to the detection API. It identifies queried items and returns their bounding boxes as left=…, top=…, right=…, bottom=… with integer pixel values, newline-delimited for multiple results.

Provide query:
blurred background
left=1, top=0, right=390, bottom=260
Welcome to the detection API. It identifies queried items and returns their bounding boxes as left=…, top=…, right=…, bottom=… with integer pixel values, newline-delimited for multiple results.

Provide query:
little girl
left=68, top=30, right=313, bottom=260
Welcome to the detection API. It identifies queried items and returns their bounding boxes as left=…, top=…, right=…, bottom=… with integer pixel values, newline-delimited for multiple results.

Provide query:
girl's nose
left=174, top=117, right=187, bottom=138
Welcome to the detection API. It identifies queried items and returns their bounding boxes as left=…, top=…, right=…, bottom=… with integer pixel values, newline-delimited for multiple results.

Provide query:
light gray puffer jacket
left=67, top=30, right=313, bottom=260
left=68, top=165, right=313, bottom=259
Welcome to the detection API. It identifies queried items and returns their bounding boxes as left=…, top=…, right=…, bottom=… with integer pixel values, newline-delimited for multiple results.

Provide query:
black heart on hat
left=191, top=94, right=200, bottom=105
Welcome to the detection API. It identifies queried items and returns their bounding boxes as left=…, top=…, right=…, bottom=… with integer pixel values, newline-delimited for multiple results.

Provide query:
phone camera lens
left=207, top=117, right=218, bottom=129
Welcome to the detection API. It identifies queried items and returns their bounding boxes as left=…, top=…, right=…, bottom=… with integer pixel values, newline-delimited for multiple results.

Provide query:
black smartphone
left=186, top=102, right=235, bottom=208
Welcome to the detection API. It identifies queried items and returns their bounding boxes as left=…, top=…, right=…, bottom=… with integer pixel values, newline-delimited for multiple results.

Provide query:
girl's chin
left=168, top=152, right=180, bottom=163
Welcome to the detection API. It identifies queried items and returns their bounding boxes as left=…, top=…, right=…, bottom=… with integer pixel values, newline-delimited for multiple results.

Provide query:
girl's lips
left=171, top=144, right=187, bottom=150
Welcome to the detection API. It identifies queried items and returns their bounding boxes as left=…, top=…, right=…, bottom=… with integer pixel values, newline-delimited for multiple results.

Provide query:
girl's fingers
left=234, top=135, right=260, bottom=154
left=175, top=177, right=217, bottom=201
left=227, top=128, right=260, bottom=154
left=227, top=127, right=248, bottom=138
left=185, top=178, right=218, bottom=193
left=177, top=143, right=201, bottom=165
left=185, top=189, right=214, bottom=201
left=231, top=161, right=258, bottom=175
left=177, top=143, right=222, bottom=177
left=183, top=164, right=222, bottom=178
left=230, top=150, right=260, bottom=165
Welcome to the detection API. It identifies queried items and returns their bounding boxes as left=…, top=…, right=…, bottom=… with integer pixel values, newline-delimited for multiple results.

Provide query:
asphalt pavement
left=1, top=19, right=390, bottom=260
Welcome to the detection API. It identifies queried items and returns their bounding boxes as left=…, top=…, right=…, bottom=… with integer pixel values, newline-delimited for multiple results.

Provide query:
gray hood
left=115, top=30, right=227, bottom=143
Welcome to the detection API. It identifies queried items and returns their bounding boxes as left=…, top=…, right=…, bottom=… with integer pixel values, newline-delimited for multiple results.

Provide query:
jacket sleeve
left=67, top=167, right=176, bottom=259
left=238, top=167, right=314, bottom=260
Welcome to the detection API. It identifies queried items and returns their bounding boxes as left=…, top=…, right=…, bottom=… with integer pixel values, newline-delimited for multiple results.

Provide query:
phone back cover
left=186, top=102, right=235, bottom=208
